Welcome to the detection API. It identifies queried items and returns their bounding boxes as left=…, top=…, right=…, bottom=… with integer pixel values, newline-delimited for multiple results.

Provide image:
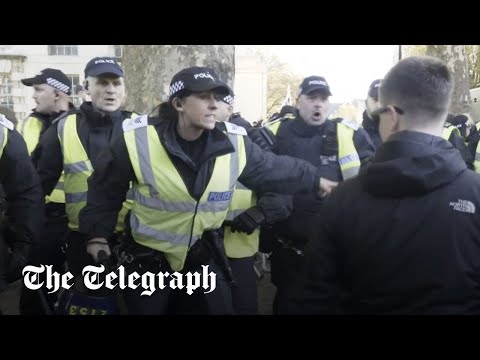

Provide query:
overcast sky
left=238, top=45, right=399, bottom=103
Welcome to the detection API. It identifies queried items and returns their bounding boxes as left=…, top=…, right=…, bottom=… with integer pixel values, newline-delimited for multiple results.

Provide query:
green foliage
left=253, top=48, right=303, bottom=119
left=402, top=45, right=427, bottom=58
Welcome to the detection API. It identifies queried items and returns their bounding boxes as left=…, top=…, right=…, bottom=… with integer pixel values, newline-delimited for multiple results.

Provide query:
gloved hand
left=248, top=127, right=275, bottom=152
left=7, top=244, right=30, bottom=283
left=230, top=207, right=266, bottom=235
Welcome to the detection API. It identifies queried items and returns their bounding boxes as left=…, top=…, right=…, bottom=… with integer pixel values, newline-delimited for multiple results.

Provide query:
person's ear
left=172, top=98, right=183, bottom=111
left=83, top=80, right=90, bottom=93
left=388, top=105, right=401, bottom=133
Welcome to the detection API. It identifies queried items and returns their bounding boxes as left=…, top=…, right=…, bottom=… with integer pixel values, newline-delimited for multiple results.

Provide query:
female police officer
left=79, top=66, right=328, bottom=315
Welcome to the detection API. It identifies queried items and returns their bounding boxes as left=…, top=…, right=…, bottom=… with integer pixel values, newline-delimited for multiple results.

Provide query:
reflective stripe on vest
left=337, top=122, right=360, bottom=180
left=224, top=182, right=259, bottom=258
left=0, top=126, right=8, bottom=158
left=442, top=124, right=460, bottom=141
left=20, top=115, right=65, bottom=203
left=268, top=118, right=360, bottom=179
left=58, top=113, right=134, bottom=231
left=124, top=124, right=247, bottom=271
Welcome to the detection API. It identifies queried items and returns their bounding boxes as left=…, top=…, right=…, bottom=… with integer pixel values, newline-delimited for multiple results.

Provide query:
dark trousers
left=120, top=238, right=235, bottom=315
left=271, top=241, right=307, bottom=315
left=228, top=256, right=258, bottom=315
left=19, top=208, right=68, bottom=315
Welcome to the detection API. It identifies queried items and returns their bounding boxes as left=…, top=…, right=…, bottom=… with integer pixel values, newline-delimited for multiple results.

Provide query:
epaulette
left=122, top=114, right=149, bottom=132
left=224, top=120, right=247, bottom=136
left=340, top=118, right=360, bottom=131
left=0, top=114, right=14, bottom=130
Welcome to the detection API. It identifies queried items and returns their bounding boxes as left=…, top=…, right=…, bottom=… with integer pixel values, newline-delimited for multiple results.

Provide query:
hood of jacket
left=361, top=130, right=467, bottom=197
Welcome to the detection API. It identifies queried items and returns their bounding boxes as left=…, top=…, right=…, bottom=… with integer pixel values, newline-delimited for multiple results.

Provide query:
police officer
left=250, top=75, right=375, bottom=314
left=289, top=56, right=480, bottom=314
left=441, top=113, right=474, bottom=170
left=19, top=68, right=75, bottom=315
left=32, top=57, right=138, bottom=283
left=0, top=114, right=43, bottom=314
left=362, top=79, right=382, bottom=150
left=216, top=88, right=292, bottom=314
left=78, top=66, right=328, bottom=315
left=467, top=118, right=480, bottom=173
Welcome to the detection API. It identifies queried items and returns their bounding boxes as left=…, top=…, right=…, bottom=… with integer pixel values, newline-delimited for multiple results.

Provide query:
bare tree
left=426, top=45, right=472, bottom=114
left=121, top=45, right=235, bottom=114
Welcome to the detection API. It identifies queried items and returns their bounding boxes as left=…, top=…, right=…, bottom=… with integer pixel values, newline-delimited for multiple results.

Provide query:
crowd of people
left=1, top=54, right=480, bottom=315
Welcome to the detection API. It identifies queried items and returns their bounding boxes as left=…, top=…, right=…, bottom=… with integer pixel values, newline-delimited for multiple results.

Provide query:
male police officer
left=289, top=56, right=480, bottom=314
left=0, top=115, right=43, bottom=314
left=250, top=75, right=375, bottom=314
left=33, top=57, right=138, bottom=282
left=19, top=68, right=74, bottom=314
left=362, top=79, right=382, bottom=150
left=78, top=66, right=332, bottom=315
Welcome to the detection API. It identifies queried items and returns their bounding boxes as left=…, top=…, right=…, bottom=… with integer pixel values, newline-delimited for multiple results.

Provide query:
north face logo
left=449, top=199, right=476, bottom=214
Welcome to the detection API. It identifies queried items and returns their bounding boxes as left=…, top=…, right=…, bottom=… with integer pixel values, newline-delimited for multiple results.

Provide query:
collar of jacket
left=79, top=101, right=123, bottom=128
left=362, top=110, right=379, bottom=131
left=290, top=115, right=333, bottom=137
left=158, top=118, right=236, bottom=168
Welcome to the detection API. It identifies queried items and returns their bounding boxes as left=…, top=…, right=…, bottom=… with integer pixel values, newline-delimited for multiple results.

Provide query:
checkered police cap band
left=223, top=95, right=234, bottom=106
left=169, top=80, right=185, bottom=98
left=21, top=68, right=72, bottom=95
left=46, top=77, right=70, bottom=94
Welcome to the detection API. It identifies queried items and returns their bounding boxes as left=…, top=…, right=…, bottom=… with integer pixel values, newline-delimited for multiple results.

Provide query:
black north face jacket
left=288, top=130, right=480, bottom=314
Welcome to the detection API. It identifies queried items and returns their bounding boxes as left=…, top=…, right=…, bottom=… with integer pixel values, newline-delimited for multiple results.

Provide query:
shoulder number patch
left=340, top=119, right=360, bottom=131
left=122, top=115, right=148, bottom=132
left=0, top=114, right=14, bottom=130
left=224, top=121, right=247, bottom=136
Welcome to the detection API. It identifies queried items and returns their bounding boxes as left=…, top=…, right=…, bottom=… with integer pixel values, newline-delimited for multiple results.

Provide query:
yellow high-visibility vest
left=58, top=113, right=136, bottom=231
left=266, top=118, right=361, bottom=180
left=442, top=123, right=461, bottom=141
left=20, top=114, right=65, bottom=204
left=123, top=116, right=247, bottom=271
left=224, top=181, right=259, bottom=258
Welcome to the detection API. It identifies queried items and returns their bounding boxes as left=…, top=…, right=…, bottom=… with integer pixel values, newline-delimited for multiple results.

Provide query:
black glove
left=7, top=245, right=30, bottom=283
left=248, top=127, right=275, bottom=152
left=230, top=207, right=266, bottom=235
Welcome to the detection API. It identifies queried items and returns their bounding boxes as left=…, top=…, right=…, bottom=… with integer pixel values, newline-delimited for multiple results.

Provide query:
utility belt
left=183, top=229, right=234, bottom=283
left=274, top=237, right=305, bottom=257
left=112, top=233, right=168, bottom=273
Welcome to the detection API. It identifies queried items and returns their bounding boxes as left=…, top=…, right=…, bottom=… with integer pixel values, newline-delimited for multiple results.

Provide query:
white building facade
left=0, top=45, right=266, bottom=125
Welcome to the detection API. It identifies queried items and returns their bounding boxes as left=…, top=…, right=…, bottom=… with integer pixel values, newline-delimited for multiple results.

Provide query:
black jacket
left=0, top=128, right=44, bottom=291
left=78, top=117, right=321, bottom=239
left=361, top=110, right=382, bottom=150
left=32, top=102, right=135, bottom=198
left=447, top=130, right=474, bottom=170
left=291, top=131, right=480, bottom=314
left=256, top=117, right=375, bottom=247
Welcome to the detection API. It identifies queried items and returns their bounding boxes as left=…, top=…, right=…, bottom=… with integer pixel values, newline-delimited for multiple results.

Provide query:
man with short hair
left=18, top=68, right=74, bottom=315
left=250, top=75, right=375, bottom=314
left=362, top=79, right=382, bottom=150
left=289, top=56, right=480, bottom=314
left=33, top=57, right=138, bottom=285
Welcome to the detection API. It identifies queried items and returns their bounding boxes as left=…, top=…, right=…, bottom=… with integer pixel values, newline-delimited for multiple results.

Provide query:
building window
left=67, top=74, right=82, bottom=107
left=48, top=45, right=78, bottom=56
left=0, top=73, right=13, bottom=109
left=114, top=45, right=123, bottom=59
